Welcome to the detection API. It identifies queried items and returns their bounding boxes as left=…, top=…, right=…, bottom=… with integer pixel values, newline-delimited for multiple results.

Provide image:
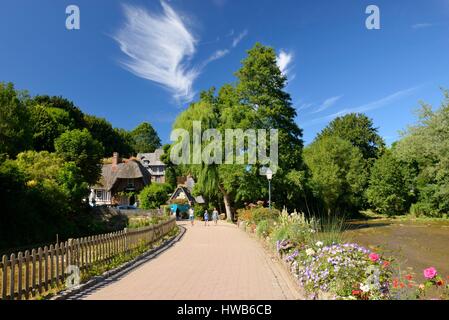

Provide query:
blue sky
left=1, top=0, right=449, bottom=146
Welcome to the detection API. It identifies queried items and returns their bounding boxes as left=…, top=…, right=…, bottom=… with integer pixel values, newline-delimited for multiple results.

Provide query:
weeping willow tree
left=171, top=43, right=305, bottom=221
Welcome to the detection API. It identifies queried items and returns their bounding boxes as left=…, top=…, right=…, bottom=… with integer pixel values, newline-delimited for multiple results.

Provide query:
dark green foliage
left=54, top=129, right=104, bottom=185
left=29, top=105, right=76, bottom=151
left=317, top=113, right=385, bottom=160
left=31, top=95, right=85, bottom=129
left=131, top=122, right=161, bottom=154
left=304, top=136, right=368, bottom=216
left=83, top=115, right=134, bottom=157
left=393, top=92, right=449, bottom=217
left=366, top=151, right=412, bottom=216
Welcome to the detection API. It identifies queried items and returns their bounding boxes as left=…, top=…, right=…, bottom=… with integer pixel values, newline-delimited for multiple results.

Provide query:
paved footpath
left=77, top=221, right=302, bottom=300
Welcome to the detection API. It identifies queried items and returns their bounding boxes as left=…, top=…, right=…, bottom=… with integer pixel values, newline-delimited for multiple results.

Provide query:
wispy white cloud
left=114, top=1, right=199, bottom=103
left=304, top=86, right=420, bottom=127
left=276, top=50, right=294, bottom=77
left=312, top=95, right=343, bottom=114
left=297, top=102, right=313, bottom=111
left=232, top=30, right=248, bottom=48
left=412, top=23, right=434, bottom=29
left=203, top=49, right=230, bottom=66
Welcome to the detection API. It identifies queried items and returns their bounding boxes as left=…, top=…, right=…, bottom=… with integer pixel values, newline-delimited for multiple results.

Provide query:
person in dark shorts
left=204, top=210, right=209, bottom=226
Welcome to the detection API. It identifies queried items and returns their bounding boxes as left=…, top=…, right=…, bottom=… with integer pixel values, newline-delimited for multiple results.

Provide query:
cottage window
left=96, top=190, right=104, bottom=200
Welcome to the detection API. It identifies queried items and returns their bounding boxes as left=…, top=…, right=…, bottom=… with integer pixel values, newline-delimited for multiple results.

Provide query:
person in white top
left=189, top=207, right=195, bottom=226
left=212, top=208, right=219, bottom=226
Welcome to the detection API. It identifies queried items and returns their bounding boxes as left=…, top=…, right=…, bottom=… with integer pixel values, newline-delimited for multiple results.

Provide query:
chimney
left=112, top=152, right=121, bottom=170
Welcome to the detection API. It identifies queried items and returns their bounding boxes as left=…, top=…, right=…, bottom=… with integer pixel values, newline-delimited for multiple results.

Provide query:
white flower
left=306, top=248, right=316, bottom=256
left=315, top=241, right=324, bottom=247
left=360, top=283, right=370, bottom=293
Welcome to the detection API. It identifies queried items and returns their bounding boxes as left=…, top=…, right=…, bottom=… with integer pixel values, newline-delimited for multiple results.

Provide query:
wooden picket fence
left=0, top=217, right=176, bottom=300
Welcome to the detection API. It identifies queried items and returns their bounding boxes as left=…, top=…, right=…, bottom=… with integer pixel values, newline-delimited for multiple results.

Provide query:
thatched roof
left=94, top=159, right=151, bottom=191
left=169, top=186, right=205, bottom=205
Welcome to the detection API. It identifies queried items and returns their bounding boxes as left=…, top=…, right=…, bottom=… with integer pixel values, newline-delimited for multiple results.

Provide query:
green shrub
left=410, top=202, right=436, bottom=218
left=251, top=207, right=280, bottom=224
left=256, top=220, right=275, bottom=238
left=138, top=183, right=172, bottom=209
left=194, top=203, right=206, bottom=218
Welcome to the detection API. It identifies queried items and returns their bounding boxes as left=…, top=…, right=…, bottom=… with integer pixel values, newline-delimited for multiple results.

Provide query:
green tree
left=114, top=128, right=135, bottom=157
left=138, top=183, right=172, bottom=209
left=393, top=91, right=449, bottom=217
left=234, top=43, right=306, bottom=212
left=57, top=162, right=89, bottom=208
left=172, top=43, right=306, bottom=220
left=31, top=95, right=85, bottom=129
left=0, top=82, right=31, bottom=156
left=304, top=136, right=368, bottom=215
left=83, top=115, right=134, bottom=157
left=131, top=122, right=161, bottom=154
left=54, top=129, right=104, bottom=185
left=29, top=105, right=76, bottom=151
left=15, top=151, right=63, bottom=182
left=317, top=113, right=385, bottom=160
left=366, top=151, right=412, bottom=216
left=160, top=144, right=179, bottom=189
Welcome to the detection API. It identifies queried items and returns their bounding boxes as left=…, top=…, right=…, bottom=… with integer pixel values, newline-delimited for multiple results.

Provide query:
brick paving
left=79, top=221, right=302, bottom=300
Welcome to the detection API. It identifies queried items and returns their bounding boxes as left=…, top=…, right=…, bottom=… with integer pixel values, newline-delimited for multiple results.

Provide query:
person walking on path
left=212, top=208, right=219, bottom=226
left=204, top=210, right=210, bottom=227
left=189, top=207, right=195, bottom=226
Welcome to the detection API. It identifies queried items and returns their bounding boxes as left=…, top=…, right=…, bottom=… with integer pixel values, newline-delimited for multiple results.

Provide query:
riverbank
left=345, top=217, right=449, bottom=277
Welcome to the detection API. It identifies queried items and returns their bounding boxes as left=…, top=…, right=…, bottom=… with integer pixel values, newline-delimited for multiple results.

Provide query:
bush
left=256, top=220, right=275, bottom=238
left=409, top=202, right=436, bottom=218
left=194, top=203, right=206, bottom=218
left=139, top=183, right=172, bottom=209
left=237, top=209, right=253, bottom=222
left=251, top=207, right=280, bottom=224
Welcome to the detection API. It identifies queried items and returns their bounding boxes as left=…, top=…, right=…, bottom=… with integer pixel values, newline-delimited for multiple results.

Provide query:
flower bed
left=239, top=208, right=449, bottom=300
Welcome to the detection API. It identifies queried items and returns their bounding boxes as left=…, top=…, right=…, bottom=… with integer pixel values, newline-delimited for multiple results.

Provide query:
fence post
left=67, top=239, right=73, bottom=267
left=2, top=255, right=7, bottom=300
left=124, top=228, right=128, bottom=253
left=17, top=252, right=23, bottom=300
left=10, top=253, right=15, bottom=300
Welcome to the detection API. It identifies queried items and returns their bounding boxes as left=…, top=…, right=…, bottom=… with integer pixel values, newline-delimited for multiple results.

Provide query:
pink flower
left=423, top=267, right=437, bottom=280
left=369, top=253, right=380, bottom=262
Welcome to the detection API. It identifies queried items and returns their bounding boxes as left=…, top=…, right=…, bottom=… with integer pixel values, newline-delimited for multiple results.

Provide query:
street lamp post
left=266, top=168, right=273, bottom=210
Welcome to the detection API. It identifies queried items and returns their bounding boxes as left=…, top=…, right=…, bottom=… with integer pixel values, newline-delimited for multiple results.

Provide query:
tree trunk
left=219, top=185, right=233, bottom=222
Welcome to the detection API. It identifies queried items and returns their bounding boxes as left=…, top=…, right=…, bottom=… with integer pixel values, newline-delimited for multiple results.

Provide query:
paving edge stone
left=50, top=225, right=186, bottom=300
left=236, top=221, right=306, bottom=300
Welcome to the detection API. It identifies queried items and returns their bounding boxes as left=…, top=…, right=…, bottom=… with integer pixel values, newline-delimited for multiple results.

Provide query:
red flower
left=405, top=274, right=413, bottom=281
left=436, top=280, right=444, bottom=286
left=400, top=282, right=405, bottom=289
left=393, top=279, right=399, bottom=289
left=352, top=290, right=361, bottom=296
left=369, top=253, right=380, bottom=263
left=383, top=261, right=390, bottom=268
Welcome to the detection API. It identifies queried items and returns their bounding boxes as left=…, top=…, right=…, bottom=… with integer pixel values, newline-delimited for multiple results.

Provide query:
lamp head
left=266, top=168, right=273, bottom=180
